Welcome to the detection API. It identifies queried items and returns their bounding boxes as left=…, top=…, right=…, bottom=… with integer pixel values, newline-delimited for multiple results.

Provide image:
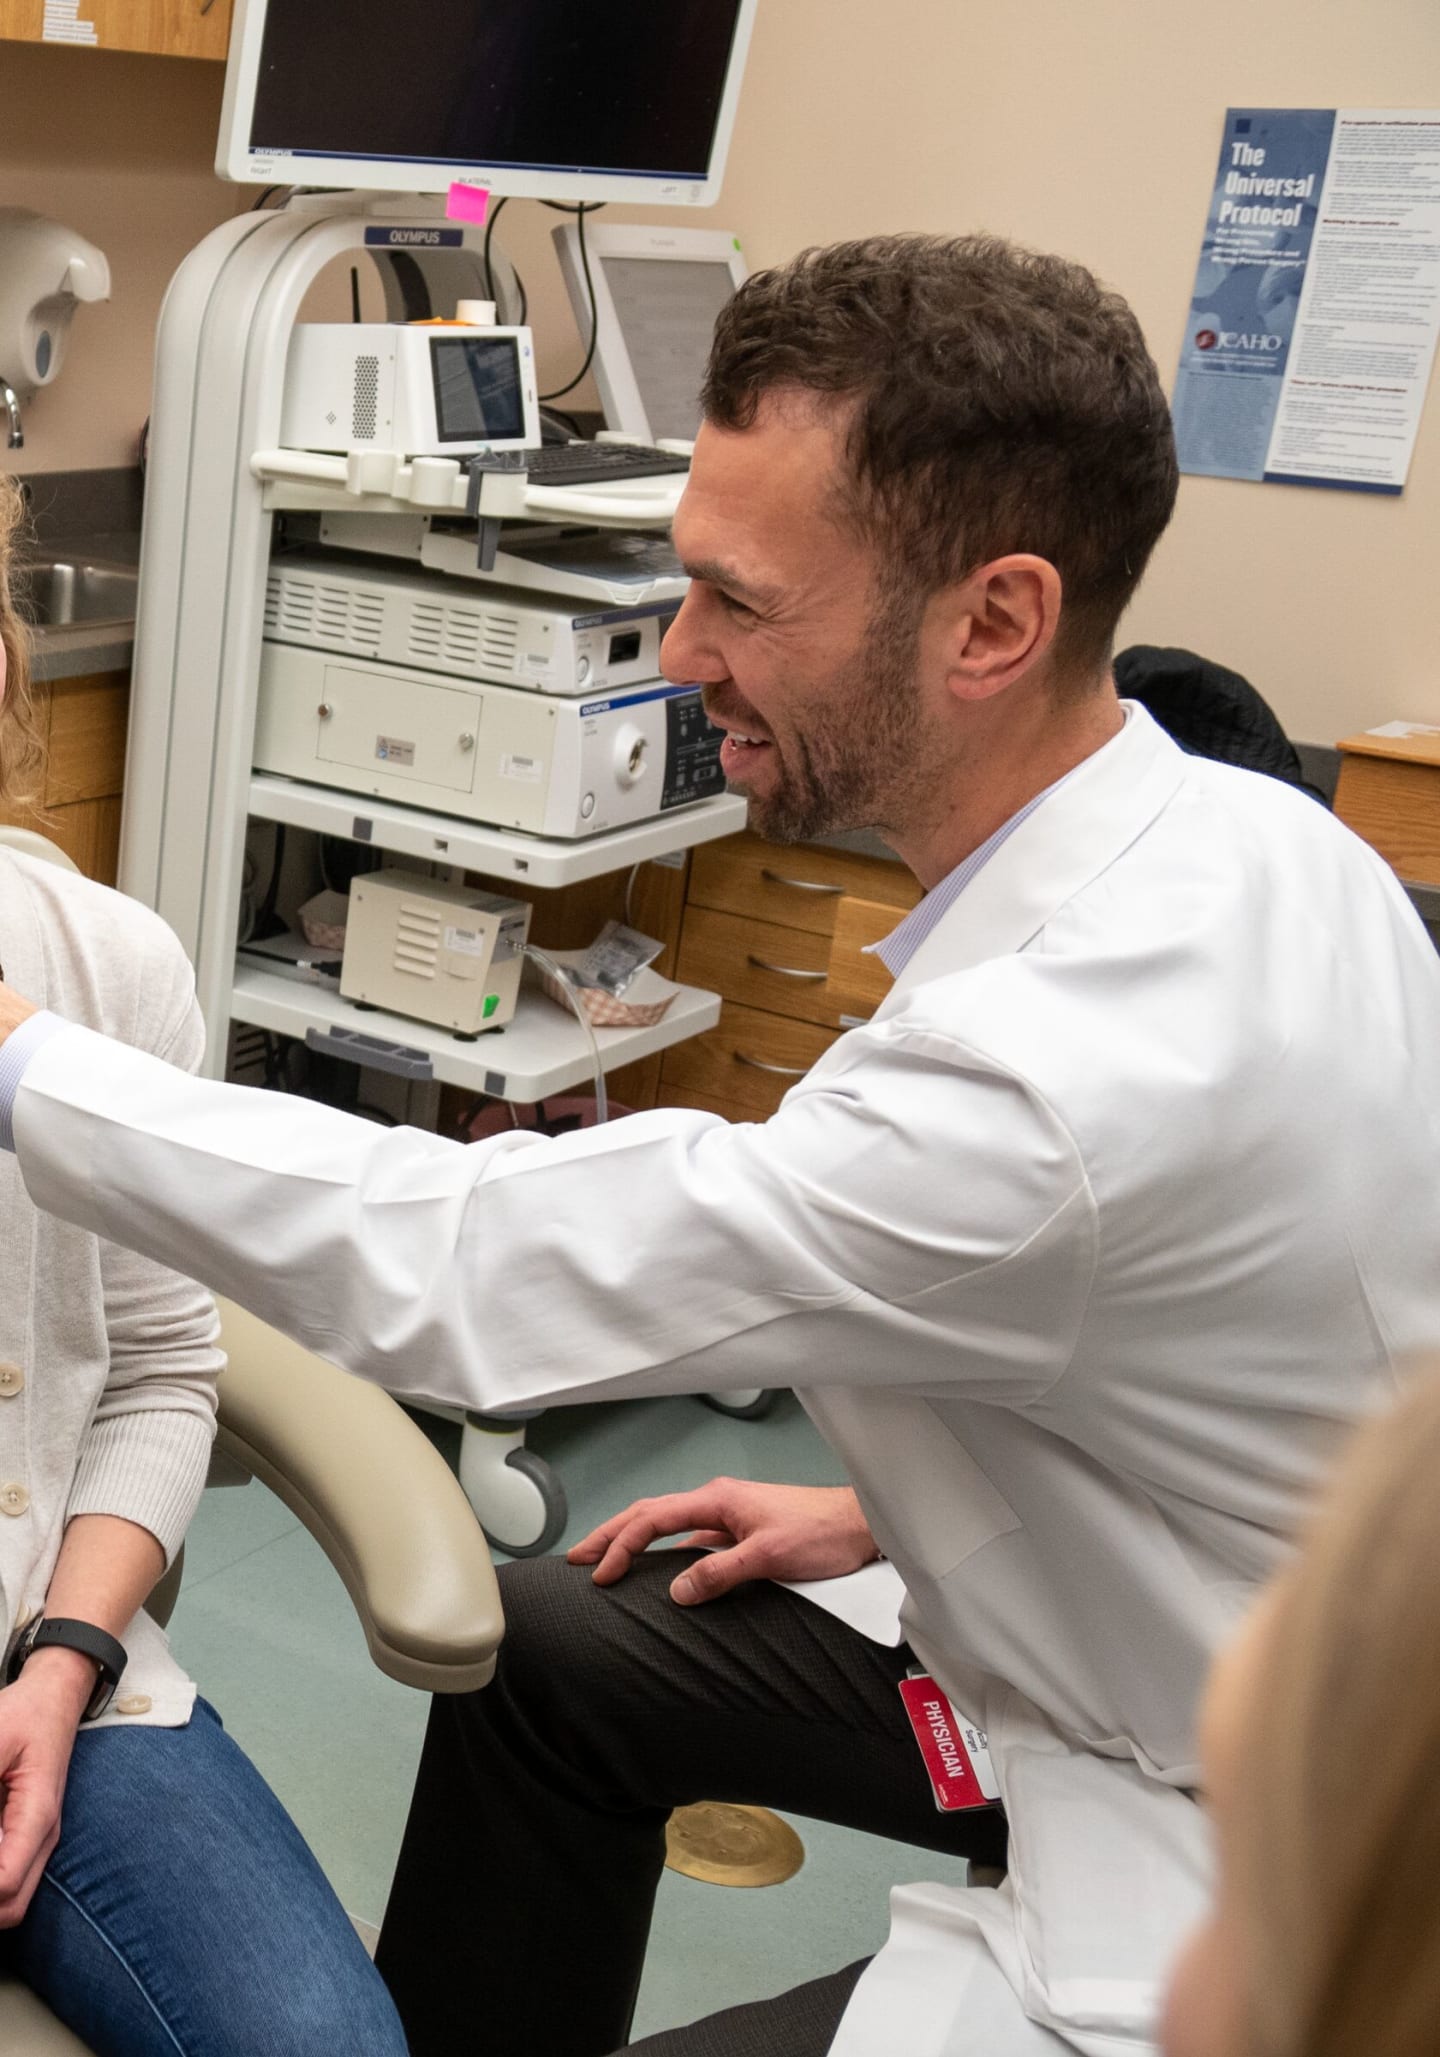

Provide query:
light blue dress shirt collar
left=872, top=762, right=1079, bottom=978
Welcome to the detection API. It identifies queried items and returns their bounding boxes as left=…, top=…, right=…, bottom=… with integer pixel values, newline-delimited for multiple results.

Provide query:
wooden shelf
left=0, top=0, right=232, bottom=60
left=247, top=773, right=747, bottom=889
left=230, top=961, right=721, bottom=1099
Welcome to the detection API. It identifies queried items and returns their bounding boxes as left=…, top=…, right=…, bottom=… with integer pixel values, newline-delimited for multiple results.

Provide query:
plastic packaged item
left=534, top=949, right=678, bottom=1029
left=571, top=920, right=664, bottom=996
left=296, top=889, right=349, bottom=952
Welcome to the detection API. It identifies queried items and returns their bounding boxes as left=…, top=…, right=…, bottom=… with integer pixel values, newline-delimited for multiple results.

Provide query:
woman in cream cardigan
left=0, top=478, right=405, bottom=2054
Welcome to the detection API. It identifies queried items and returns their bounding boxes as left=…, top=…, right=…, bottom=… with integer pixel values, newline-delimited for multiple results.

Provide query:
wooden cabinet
left=0, top=0, right=231, bottom=59
left=686, top=833, right=917, bottom=935
left=660, top=831, right=920, bottom=1120
left=1335, top=729, right=1440, bottom=887
left=0, top=669, right=130, bottom=885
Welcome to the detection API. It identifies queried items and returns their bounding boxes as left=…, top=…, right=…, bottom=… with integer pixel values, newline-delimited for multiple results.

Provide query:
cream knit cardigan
left=0, top=846, right=220, bottom=1728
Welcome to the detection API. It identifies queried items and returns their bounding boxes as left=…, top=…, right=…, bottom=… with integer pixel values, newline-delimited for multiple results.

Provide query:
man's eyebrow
left=680, top=558, right=782, bottom=606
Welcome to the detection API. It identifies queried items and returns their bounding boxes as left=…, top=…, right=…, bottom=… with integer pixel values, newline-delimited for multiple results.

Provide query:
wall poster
left=1173, top=108, right=1440, bottom=494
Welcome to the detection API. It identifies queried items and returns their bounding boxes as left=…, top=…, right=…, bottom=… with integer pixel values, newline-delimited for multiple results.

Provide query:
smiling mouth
left=717, top=729, right=773, bottom=782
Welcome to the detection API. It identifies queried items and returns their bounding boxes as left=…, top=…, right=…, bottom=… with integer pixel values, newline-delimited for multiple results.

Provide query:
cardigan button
left=0, top=1482, right=30, bottom=1517
left=0, top=1365, right=22, bottom=1397
left=115, top=1693, right=152, bottom=1716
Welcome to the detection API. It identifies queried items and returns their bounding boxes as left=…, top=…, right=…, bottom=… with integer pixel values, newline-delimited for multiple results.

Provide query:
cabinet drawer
left=661, top=1002, right=835, bottom=1117
left=0, top=795, right=122, bottom=886
left=828, top=896, right=903, bottom=1022
left=678, top=905, right=831, bottom=1023
left=1333, top=752, right=1440, bottom=885
left=687, top=831, right=918, bottom=937
left=43, top=671, right=130, bottom=806
left=677, top=900, right=898, bottom=1030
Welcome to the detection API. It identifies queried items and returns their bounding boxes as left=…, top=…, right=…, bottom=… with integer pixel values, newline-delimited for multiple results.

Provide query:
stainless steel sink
left=19, top=558, right=138, bottom=631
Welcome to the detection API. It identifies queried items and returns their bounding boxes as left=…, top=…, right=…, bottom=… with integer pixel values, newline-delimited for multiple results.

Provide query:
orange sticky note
left=445, top=182, right=491, bottom=225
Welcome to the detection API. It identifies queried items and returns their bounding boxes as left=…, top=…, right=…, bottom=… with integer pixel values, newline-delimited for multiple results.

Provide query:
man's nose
left=661, top=588, right=726, bottom=685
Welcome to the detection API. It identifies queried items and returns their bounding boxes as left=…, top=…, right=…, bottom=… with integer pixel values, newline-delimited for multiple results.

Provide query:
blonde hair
left=0, top=473, right=44, bottom=808
left=1239, top=1371, right=1440, bottom=2057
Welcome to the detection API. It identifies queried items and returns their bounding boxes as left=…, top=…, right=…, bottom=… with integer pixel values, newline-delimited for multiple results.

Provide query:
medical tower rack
left=123, top=191, right=746, bottom=1553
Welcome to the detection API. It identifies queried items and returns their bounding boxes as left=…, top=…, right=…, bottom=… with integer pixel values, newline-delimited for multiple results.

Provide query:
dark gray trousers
left=375, top=1552, right=1007, bottom=2057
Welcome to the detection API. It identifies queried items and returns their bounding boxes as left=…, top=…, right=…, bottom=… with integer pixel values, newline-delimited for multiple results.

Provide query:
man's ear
left=932, top=555, right=1062, bottom=705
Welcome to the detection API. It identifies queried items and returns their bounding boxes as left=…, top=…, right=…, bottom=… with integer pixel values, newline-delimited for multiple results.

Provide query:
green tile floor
left=166, top=1391, right=972, bottom=2042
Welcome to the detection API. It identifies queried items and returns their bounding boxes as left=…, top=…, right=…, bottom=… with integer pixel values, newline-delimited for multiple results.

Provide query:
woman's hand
left=0, top=1649, right=92, bottom=1927
left=568, top=1479, right=880, bottom=1605
left=0, top=980, right=37, bottom=1050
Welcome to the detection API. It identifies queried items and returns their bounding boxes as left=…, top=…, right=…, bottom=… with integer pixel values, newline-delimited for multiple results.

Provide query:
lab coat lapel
left=878, top=704, right=1187, bottom=1006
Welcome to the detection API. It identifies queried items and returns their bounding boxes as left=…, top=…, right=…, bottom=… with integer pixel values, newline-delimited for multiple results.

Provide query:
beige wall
left=4, top=6, right=1437, bottom=742
left=511, top=0, right=1440, bottom=745
left=0, top=42, right=244, bottom=475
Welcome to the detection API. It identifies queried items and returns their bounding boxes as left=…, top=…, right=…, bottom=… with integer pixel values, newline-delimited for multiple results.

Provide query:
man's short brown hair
left=701, top=234, right=1178, bottom=674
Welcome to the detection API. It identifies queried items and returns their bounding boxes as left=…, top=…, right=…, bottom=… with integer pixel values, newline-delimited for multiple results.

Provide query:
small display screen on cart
left=431, top=335, right=525, bottom=443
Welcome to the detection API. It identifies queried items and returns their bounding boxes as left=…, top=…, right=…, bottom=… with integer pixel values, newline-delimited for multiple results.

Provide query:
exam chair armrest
left=213, top=1296, right=504, bottom=1693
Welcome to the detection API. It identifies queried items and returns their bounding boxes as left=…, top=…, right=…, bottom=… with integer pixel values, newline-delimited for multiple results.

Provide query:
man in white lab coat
left=3, top=234, right=1440, bottom=2057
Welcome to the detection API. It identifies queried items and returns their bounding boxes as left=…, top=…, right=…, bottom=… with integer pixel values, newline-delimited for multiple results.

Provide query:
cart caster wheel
left=700, top=1389, right=777, bottom=1421
left=460, top=1426, right=569, bottom=1557
left=483, top=1449, right=569, bottom=1558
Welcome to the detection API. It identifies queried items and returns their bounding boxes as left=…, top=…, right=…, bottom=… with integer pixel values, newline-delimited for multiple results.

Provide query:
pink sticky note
left=445, top=181, right=491, bottom=226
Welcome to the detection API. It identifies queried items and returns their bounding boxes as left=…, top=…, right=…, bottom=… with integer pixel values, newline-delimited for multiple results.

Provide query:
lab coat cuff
left=66, top=1408, right=214, bottom=1568
left=0, top=1010, right=69, bottom=1152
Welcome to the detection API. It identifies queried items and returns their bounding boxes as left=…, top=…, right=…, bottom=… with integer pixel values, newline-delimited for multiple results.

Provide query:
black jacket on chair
left=1114, top=645, right=1328, bottom=807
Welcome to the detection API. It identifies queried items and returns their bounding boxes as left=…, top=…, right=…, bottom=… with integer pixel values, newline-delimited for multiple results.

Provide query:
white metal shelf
left=259, top=472, right=683, bottom=530
left=247, top=774, right=747, bottom=888
left=230, top=961, right=721, bottom=1099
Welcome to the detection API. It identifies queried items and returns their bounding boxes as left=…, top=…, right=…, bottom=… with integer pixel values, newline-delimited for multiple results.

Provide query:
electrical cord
left=540, top=202, right=602, bottom=403
left=254, top=823, right=286, bottom=939
left=484, top=197, right=605, bottom=378
left=236, top=850, right=259, bottom=946
left=318, top=835, right=382, bottom=896
left=481, top=195, right=510, bottom=304
left=260, top=1032, right=296, bottom=1091
left=539, top=402, right=583, bottom=440
left=623, top=863, right=644, bottom=927
left=482, top=197, right=529, bottom=325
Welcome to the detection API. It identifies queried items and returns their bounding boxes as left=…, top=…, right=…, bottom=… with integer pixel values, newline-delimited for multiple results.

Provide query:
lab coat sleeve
left=12, top=1014, right=1092, bottom=1413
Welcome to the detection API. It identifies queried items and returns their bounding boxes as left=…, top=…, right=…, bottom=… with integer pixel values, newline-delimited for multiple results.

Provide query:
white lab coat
left=12, top=704, right=1440, bottom=2053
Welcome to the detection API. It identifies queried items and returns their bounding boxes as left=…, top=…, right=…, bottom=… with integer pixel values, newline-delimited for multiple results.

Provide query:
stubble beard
left=745, top=603, right=928, bottom=845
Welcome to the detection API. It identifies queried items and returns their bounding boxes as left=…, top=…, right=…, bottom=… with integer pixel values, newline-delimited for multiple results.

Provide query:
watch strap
left=8, top=1616, right=128, bottom=1720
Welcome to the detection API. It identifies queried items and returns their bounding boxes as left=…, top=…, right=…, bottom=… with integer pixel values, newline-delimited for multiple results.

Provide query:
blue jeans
left=0, top=1698, right=407, bottom=2055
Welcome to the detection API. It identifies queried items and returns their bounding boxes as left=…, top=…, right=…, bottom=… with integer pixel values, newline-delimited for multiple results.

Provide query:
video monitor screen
left=430, top=335, right=526, bottom=443
left=248, top=0, right=746, bottom=180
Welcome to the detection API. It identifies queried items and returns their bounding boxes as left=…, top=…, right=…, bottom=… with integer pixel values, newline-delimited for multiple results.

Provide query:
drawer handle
left=759, top=868, right=844, bottom=895
left=746, top=954, right=828, bottom=982
left=734, top=1052, right=810, bottom=1078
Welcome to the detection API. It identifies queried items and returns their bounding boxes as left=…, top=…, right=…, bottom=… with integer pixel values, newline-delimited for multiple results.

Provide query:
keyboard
left=519, top=442, right=692, bottom=487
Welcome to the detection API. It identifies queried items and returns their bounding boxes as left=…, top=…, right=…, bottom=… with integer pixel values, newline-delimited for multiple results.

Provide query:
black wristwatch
left=7, top=1616, right=128, bottom=1721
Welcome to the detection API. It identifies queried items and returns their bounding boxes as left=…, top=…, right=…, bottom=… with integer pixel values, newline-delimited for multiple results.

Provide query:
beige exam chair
left=2, top=810, right=504, bottom=2051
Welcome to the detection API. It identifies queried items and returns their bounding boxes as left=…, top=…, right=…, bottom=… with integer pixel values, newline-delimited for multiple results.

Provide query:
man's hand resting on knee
left=567, top=1480, right=880, bottom=1605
